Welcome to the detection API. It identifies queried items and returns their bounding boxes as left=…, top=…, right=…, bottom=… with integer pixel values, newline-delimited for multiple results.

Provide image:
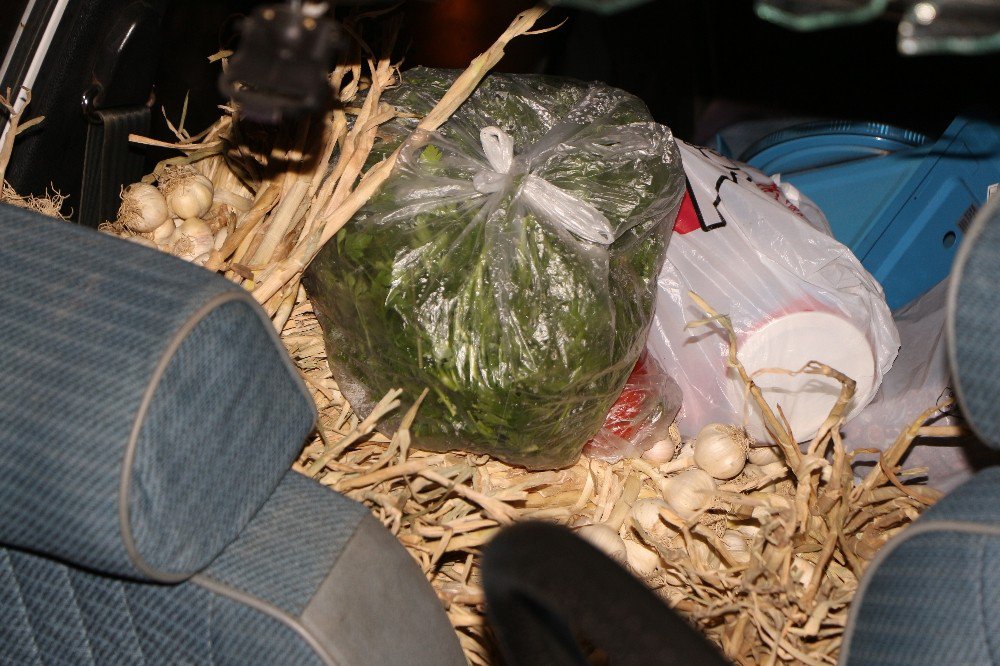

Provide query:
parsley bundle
left=305, top=68, right=684, bottom=469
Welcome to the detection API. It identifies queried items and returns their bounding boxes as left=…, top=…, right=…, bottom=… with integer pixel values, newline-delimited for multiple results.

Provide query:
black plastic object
left=77, top=1, right=167, bottom=226
left=482, top=522, right=729, bottom=666
left=219, top=5, right=344, bottom=124
left=3, top=0, right=166, bottom=225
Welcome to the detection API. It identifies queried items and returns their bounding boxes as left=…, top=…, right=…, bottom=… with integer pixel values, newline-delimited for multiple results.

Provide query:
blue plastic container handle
left=740, top=120, right=930, bottom=174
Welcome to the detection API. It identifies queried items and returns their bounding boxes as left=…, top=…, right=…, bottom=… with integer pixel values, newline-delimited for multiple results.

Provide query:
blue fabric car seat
left=0, top=204, right=465, bottom=665
left=840, top=202, right=1000, bottom=665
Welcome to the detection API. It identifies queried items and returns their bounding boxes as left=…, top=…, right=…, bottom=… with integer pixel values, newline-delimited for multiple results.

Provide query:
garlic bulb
left=641, top=437, right=677, bottom=464
left=748, top=443, right=782, bottom=466
left=732, top=522, right=760, bottom=539
left=688, top=536, right=720, bottom=568
left=722, top=530, right=751, bottom=563
left=171, top=218, right=214, bottom=262
left=623, top=539, right=661, bottom=577
left=163, top=173, right=214, bottom=219
left=662, top=469, right=716, bottom=519
left=745, top=461, right=787, bottom=493
left=126, top=235, right=157, bottom=249
left=630, top=498, right=679, bottom=540
left=213, top=226, right=229, bottom=250
left=631, top=498, right=666, bottom=531
left=119, top=183, right=169, bottom=232
left=152, top=219, right=175, bottom=246
left=576, top=524, right=627, bottom=564
left=760, top=461, right=788, bottom=479
left=693, top=424, right=746, bottom=480
left=751, top=494, right=792, bottom=522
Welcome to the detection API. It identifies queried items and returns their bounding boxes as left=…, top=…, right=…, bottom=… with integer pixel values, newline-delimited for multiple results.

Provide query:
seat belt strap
left=79, top=105, right=149, bottom=227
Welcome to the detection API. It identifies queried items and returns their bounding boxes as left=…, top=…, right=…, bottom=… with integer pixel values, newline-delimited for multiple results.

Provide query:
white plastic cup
left=733, top=311, right=877, bottom=443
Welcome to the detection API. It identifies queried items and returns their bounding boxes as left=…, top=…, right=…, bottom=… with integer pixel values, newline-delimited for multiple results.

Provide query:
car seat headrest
left=0, top=206, right=316, bottom=581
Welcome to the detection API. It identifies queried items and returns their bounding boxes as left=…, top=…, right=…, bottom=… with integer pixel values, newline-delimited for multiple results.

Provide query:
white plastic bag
left=647, top=142, right=899, bottom=443
left=843, top=280, right=996, bottom=492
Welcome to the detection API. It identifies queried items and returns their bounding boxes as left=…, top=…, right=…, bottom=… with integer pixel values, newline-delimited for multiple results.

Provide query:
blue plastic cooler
left=738, top=116, right=1000, bottom=310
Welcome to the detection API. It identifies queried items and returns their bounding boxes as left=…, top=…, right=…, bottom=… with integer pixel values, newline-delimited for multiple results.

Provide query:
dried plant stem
left=204, top=185, right=280, bottom=271
left=271, top=282, right=302, bottom=334
left=129, top=135, right=223, bottom=151
left=687, top=292, right=802, bottom=469
left=0, top=88, right=39, bottom=184
left=251, top=5, right=551, bottom=305
left=854, top=399, right=953, bottom=500
left=253, top=178, right=309, bottom=266
left=306, top=389, right=403, bottom=475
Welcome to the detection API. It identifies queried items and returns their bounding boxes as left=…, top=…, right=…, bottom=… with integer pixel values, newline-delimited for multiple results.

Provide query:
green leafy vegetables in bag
left=304, top=68, right=685, bottom=469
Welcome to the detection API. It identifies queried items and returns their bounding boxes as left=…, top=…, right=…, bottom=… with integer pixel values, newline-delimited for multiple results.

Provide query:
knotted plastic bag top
left=305, top=68, right=685, bottom=469
left=472, top=125, right=616, bottom=244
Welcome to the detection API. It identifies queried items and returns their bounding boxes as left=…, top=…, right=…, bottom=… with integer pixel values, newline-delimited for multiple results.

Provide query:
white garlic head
left=688, top=536, right=721, bottom=568
left=623, top=539, right=661, bottom=577
left=641, top=437, right=677, bottom=464
left=171, top=218, right=214, bottom=262
left=576, top=524, right=627, bottom=564
left=630, top=499, right=662, bottom=532
left=151, top=219, right=175, bottom=246
left=630, top=498, right=675, bottom=534
left=732, top=522, right=761, bottom=540
left=751, top=494, right=793, bottom=523
left=760, top=461, right=788, bottom=478
left=662, top=469, right=717, bottom=519
left=722, top=530, right=751, bottom=563
left=119, top=182, right=169, bottom=232
left=163, top=173, right=214, bottom=219
left=693, top=424, right=747, bottom=480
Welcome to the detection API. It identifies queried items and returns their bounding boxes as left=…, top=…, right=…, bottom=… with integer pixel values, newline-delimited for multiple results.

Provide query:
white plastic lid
left=734, top=311, right=876, bottom=443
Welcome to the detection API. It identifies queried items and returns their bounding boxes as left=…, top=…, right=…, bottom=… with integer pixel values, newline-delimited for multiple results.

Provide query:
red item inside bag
left=584, top=352, right=682, bottom=462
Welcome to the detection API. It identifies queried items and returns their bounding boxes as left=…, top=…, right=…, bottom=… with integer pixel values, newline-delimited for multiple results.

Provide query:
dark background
left=149, top=0, right=1000, bottom=150
left=3, top=0, right=998, bottom=210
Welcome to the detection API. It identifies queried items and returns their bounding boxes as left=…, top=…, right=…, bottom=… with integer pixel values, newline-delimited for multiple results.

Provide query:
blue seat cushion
left=949, top=207, right=1000, bottom=450
left=1, top=472, right=467, bottom=665
left=841, top=468, right=1000, bottom=665
left=0, top=206, right=316, bottom=581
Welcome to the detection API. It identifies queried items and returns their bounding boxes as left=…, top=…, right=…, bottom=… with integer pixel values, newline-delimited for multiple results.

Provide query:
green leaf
left=420, top=144, right=443, bottom=163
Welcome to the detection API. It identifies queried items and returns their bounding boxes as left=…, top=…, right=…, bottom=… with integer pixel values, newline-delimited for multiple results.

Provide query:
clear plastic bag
left=647, top=142, right=899, bottom=443
left=305, top=68, right=686, bottom=469
left=584, top=352, right=683, bottom=462
left=843, top=280, right=998, bottom=492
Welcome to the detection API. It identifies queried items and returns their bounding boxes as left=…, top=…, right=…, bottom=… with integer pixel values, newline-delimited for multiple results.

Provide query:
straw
left=94, top=6, right=945, bottom=661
